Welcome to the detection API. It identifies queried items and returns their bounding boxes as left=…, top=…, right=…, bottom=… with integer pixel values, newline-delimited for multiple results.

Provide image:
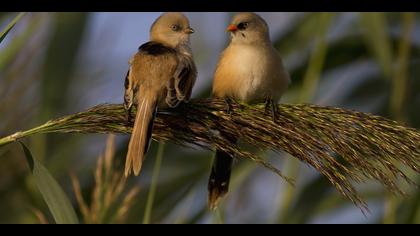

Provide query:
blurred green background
left=0, top=12, right=419, bottom=224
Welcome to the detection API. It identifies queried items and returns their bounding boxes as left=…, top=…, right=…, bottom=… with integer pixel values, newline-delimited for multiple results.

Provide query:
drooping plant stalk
left=0, top=99, right=419, bottom=211
left=277, top=12, right=334, bottom=222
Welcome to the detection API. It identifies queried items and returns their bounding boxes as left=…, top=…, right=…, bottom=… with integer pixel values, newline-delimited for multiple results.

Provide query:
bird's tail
left=125, top=93, right=157, bottom=177
left=208, top=134, right=237, bottom=210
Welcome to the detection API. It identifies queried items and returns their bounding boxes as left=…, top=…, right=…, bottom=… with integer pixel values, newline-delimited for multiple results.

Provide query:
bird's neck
left=176, top=41, right=193, bottom=57
left=230, top=32, right=272, bottom=47
left=151, top=39, right=192, bottom=57
left=230, top=39, right=272, bottom=48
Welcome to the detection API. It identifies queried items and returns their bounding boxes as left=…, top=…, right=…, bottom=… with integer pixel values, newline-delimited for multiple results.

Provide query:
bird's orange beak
left=226, top=24, right=238, bottom=32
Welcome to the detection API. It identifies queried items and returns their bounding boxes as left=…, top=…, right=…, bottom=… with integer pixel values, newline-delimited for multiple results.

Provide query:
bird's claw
left=265, top=96, right=278, bottom=123
left=126, top=106, right=133, bottom=125
left=224, top=98, right=234, bottom=115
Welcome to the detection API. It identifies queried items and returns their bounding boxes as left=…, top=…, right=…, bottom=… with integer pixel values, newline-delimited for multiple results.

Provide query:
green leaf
left=0, top=12, right=25, bottom=44
left=19, top=142, right=78, bottom=224
left=0, top=13, right=40, bottom=72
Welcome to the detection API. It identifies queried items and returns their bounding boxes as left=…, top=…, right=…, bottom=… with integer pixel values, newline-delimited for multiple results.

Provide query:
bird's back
left=131, top=42, right=178, bottom=96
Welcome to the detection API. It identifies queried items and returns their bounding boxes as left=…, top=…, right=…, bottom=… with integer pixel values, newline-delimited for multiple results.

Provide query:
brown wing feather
left=171, top=55, right=197, bottom=104
left=124, top=69, right=134, bottom=110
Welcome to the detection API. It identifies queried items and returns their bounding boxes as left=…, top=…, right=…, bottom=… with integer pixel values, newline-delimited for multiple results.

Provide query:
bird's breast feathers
left=213, top=44, right=289, bottom=102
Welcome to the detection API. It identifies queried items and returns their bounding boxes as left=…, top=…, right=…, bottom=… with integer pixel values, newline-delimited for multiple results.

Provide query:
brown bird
left=209, top=12, right=290, bottom=209
left=124, top=12, right=197, bottom=176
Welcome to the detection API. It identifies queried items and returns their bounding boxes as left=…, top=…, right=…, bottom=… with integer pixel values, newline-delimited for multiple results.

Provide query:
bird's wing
left=166, top=54, right=197, bottom=107
left=124, top=68, right=135, bottom=110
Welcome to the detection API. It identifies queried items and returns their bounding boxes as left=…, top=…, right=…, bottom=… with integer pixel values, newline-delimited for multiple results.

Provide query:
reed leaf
left=19, top=142, right=78, bottom=224
left=0, top=12, right=25, bottom=44
left=1, top=99, right=419, bottom=211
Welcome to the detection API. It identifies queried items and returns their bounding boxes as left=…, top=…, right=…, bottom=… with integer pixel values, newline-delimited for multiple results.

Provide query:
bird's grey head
left=227, top=12, right=270, bottom=45
left=150, top=12, right=194, bottom=49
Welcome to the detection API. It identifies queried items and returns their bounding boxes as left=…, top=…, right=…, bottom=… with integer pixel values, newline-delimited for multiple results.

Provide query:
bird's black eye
left=171, top=24, right=181, bottom=32
left=237, top=22, right=249, bottom=30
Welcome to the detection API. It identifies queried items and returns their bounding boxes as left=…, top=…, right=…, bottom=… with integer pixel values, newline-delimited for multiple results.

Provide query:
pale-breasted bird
left=124, top=12, right=197, bottom=176
left=209, top=12, right=290, bottom=209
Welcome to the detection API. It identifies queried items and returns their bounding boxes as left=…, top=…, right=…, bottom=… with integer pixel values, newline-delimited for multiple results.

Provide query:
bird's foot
left=224, top=98, right=234, bottom=115
left=126, top=106, right=133, bottom=125
left=265, top=96, right=278, bottom=123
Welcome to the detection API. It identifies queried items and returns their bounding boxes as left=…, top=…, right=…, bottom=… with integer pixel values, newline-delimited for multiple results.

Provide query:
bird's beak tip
left=226, top=24, right=238, bottom=32
left=185, top=27, right=195, bottom=34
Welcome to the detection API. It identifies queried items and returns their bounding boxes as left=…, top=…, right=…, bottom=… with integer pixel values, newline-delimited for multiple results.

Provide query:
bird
left=124, top=12, right=197, bottom=177
left=208, top=12, right=290, bottom=209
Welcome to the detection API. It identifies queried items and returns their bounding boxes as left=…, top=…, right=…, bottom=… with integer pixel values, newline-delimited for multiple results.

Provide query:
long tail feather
left=208, top=133, right=238, bottom=210
left=208, top=149, right=234, bottom=210
left=125, top=95, right=157, bottom=176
